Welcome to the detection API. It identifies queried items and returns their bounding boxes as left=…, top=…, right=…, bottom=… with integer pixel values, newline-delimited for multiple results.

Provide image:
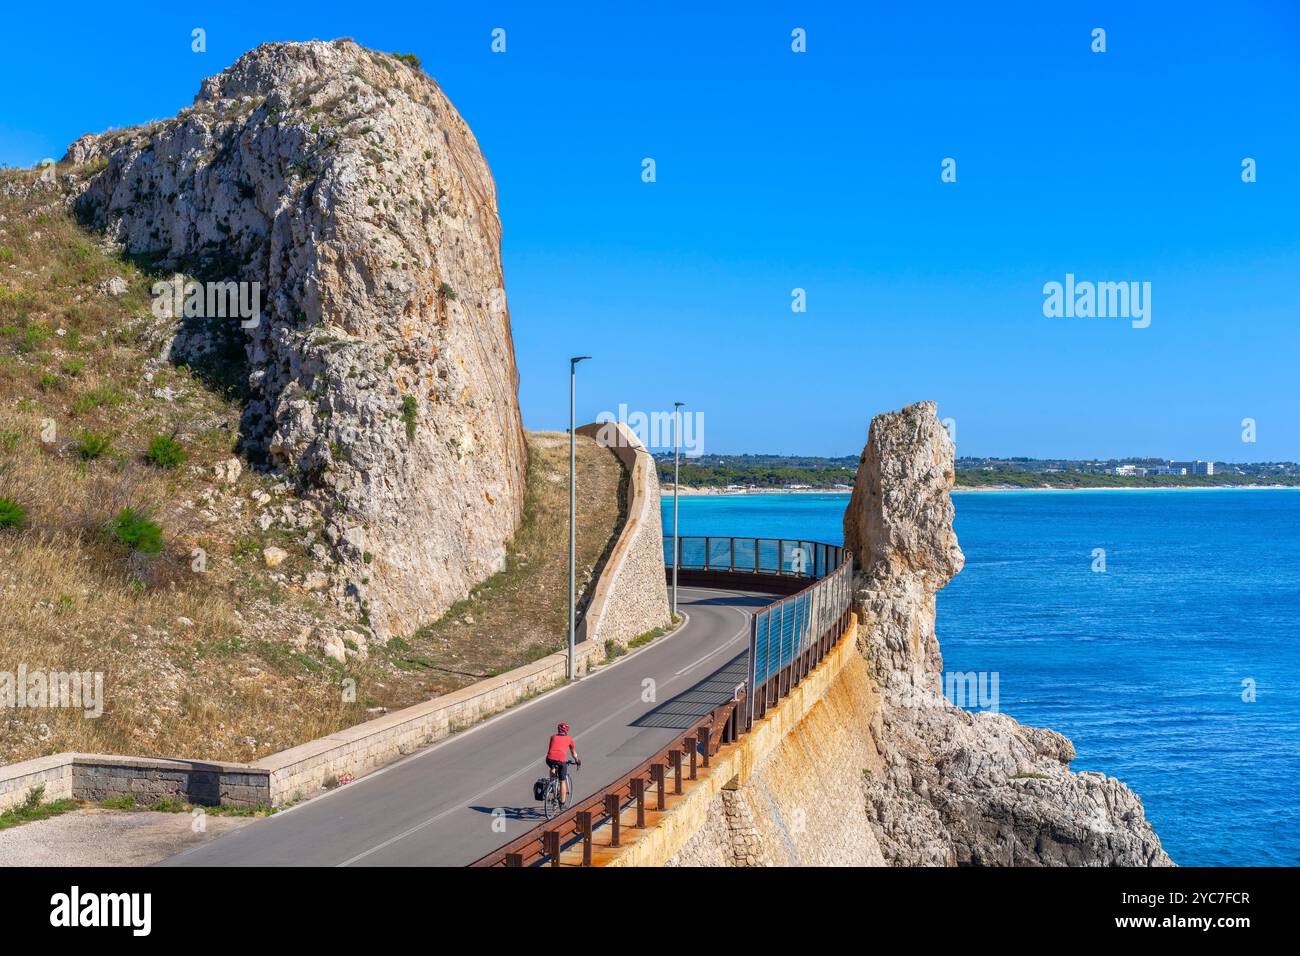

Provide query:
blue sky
left=2, top=2, right=1297, bottom=460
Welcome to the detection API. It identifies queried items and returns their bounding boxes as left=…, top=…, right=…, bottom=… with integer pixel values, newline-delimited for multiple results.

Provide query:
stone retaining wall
left=575, top=421, right=672, bottom=648
left=0, top=754, right=271, bottom=812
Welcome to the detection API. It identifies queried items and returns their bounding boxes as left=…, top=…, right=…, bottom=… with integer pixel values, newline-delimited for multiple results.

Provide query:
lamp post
left=672, top=401, right=684, bottom=617
left=568, top=355, right=592, bottom=680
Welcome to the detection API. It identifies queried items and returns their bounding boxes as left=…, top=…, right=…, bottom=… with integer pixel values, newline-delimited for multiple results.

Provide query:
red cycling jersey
left=546, top=733, right=576, bottom=762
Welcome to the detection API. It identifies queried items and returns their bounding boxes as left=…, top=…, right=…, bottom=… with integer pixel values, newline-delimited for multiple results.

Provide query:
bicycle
left=541, top=759, right=579, bottom=819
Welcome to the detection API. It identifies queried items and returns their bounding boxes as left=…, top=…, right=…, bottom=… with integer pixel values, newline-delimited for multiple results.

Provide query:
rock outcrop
left=846, top=401, right=1172, bottom=866
left=64, top=40, right=528, bottom=638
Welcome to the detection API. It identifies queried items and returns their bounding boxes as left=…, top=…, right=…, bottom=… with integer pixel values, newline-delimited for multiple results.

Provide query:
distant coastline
left=952, top=484, right=1300, bottom=493
left=665, top=483, right=1300, bottom=497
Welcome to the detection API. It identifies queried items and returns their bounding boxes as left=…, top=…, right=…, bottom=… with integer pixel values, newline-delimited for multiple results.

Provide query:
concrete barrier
left=0, top=753, right=270, bottom=812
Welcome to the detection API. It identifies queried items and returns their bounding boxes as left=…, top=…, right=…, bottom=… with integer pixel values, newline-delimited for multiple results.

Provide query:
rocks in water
left=67, top=39, right=528, bottom=640
left=845, top=401, right=1172, bottom=866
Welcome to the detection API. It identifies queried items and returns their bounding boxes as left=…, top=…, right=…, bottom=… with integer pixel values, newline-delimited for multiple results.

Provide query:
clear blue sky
left=2, top=1, right=1297, bottom=460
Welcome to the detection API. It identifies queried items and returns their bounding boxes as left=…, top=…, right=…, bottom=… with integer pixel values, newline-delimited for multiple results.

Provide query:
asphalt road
left=162, top=586, right=767, bottom=866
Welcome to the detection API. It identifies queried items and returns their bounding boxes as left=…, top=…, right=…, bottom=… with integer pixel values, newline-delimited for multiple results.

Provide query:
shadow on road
left=467, top=804, right=551, bottom=822
left=630, top=651, right=749, bottom=730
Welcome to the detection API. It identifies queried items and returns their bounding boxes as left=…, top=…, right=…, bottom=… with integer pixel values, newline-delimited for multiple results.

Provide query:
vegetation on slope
left=0, top=165, right=626, bottom=766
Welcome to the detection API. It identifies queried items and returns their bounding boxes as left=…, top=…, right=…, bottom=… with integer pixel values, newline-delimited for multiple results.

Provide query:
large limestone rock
left=845, top=401, right=1171, bottom=865
left=65, top=40, right=527, bottom=639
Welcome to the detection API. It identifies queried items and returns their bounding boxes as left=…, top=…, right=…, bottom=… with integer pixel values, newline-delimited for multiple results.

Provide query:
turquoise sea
left=661, top=489, right=1300, bottom=866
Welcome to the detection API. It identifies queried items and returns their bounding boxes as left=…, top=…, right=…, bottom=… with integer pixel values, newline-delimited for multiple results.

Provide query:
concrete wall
left=575, top=421, right=672, bottom=648
left=0, top=754, right=270, bottom=811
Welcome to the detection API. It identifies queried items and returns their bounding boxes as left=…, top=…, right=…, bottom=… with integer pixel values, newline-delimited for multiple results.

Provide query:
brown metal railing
left=470, top=693, right=745, bottom=867
left=469, top=542, right=854, bottom=867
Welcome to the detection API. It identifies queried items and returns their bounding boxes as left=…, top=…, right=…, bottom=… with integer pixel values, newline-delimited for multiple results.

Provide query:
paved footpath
left=163, top=586, right=766, bottom=866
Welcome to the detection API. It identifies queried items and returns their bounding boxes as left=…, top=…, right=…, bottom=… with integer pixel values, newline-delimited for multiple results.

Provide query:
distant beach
left=666, top=483, right=1300, bottom=497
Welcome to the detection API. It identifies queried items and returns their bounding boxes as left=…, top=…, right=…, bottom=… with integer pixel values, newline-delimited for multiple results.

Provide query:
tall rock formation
left=64, top=40, right=528, bottom=638
left=846, top=401, right=1171, bottom=865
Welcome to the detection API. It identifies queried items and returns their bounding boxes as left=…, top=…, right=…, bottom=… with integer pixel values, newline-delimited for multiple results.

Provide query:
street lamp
left=568, top=355, right=592, bottom=680
left=672, top=401, right=684, bottom=617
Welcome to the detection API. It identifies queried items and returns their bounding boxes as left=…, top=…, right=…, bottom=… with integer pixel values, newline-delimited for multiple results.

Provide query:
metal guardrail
left=469, top=694, right=745, bottom=867
left=469, top=538, right=853, bottom=867
left=747, top=557, right=853, bottom=729
left=664, top=536, right=846, bottom=579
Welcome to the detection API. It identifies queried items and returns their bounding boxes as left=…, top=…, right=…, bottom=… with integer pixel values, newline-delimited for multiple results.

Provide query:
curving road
left=162, top=586, right=767, bottom=867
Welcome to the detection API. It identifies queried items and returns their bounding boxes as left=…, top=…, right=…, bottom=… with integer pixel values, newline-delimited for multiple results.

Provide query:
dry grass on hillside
left=0, top=167, right=371, bottom=764
left=373, top=433, right=625, bottom=710
left=0, top=166, right=628, bottom=767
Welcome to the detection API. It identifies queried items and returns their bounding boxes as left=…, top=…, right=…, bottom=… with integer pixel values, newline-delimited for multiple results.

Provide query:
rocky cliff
left=846, top=401, right=1171, bottom=865
left=670, top=400, right=1170, bottom=867
left=64, top=40, right=527, bottom=639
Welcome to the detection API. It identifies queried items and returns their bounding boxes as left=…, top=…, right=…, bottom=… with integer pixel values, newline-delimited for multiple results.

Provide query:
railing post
left=544, top=830, right=561, bottom=867
left=686, top=736, right=698, bottom=779
left=605, top=793, right=621, bottom=847
left=505, top=852, right=523, bottom=867
left=670, top=749, right=683, bottom=794
left=730, top=536, right=736, bottom=572
left=632, top=777, right=646, bottom=827
left=700, top=725, right=711, bottom=767
left=578, top=810, right=593, bottom=866
left=704, top=536, right=710, bottom=571
left=652, top=764, right=666, bottom=810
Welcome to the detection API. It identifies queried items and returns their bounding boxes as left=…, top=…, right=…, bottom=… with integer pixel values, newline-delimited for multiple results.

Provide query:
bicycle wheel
left=543, top=779, right=561, bottom=819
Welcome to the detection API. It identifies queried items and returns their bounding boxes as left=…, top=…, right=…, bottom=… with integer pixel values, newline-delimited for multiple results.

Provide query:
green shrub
left=71, top=386, right=125, bottom=415
left=109, top=508, right=164, bottom=555
left=0, top=496, right=26, bottom=530
left=61, top=358, right=85, bottom=377
left=437, top=281, right=457, bottom=301
left=76, top=431, right=112, bottom=460
left=392, top=52, right=421, bottom=69
left=17, top=326, right=50, bottom=354
left=37, top=372, right=62, bottom=391
left=400, top=394, right=417, bottom=441
left=145, top=434, right=187, bottom=469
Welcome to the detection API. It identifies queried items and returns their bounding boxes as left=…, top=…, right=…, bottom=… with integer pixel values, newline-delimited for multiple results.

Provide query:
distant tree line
left=656, top=457, right=1300, bottom=490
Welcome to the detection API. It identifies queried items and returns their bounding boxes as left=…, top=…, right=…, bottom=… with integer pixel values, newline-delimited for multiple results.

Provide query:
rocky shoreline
left=846, top=402, right=1172, bottom=866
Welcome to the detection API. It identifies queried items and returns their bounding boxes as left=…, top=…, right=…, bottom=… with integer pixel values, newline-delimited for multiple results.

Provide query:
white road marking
left=334, top=592, right=762, bottom=866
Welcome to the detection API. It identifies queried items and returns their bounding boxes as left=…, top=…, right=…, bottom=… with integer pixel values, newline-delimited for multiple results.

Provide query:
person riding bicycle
left=545, top=722, right=581, bottom=806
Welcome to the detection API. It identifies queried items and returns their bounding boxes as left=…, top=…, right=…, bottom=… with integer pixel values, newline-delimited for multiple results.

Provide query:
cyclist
left=545, top=722, right=581, bottom=806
